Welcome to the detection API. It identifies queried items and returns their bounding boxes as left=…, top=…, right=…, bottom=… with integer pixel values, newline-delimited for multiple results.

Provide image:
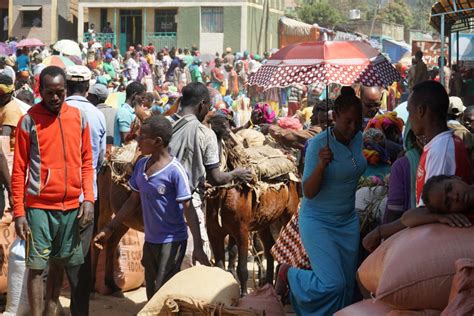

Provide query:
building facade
left=7, top=0, right=78, bottom=46
left=78, top=0, right=284, bottom=54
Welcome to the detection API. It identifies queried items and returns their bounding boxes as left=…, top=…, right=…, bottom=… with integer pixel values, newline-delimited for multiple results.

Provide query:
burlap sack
left=441, top=258, right=474, bottom=316
left=335, top=300, right=441, bottom=316
left=237, top=284, right=285, bottom=316
left=388, top=310, right=441, bottom=316
left=334, top=300, right=392, bottom=316
left=161, top=296, right=263, bottom=316
left=95, top=229, right=145, bottom=294
left=235, top=129, right=265, bottom=148
left=358, top=224, right=474, bottom=310
left=138, top=266, right=240, bottom=316
left=0, top=221, right=16, bottom=293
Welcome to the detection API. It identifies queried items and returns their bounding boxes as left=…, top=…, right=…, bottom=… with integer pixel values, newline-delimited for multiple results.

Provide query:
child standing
left=94, top=115, right=209, bottom=299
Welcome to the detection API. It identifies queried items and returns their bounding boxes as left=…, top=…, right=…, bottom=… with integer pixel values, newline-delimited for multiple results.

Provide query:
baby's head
left=422, top=175, right=472, bottom=214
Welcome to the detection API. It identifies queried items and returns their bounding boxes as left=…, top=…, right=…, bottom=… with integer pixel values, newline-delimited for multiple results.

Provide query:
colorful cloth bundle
left=254, top=103, right=275, bottom=124
left=366, top=111, right=404, bottom=135
left=363, top=128, right=390, bottom=166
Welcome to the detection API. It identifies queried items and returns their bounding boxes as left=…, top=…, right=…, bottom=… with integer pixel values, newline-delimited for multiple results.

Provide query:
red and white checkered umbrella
left=248, top=41, right=402, bottom=88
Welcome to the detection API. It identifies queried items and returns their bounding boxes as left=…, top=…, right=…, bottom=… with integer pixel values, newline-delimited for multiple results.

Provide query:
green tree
left=367, top=0, right=414, bottom=30
left=411, top=0, right=437, bottom=31
left=297, top=1, right=345, bottom=28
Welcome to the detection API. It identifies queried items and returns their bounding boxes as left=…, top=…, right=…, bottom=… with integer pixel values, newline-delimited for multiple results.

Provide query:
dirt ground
left=57, top=260, right=296, bottom=315
left=59, top=288, right=148, bottom=316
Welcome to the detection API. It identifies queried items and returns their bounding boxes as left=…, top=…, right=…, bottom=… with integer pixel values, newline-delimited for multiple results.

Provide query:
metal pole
left=369, top=0, right=382, bottom=39
left=456, top=31, right=459, bottom=66
left=326, top=85, right=329, bottom=146
left=114, top=8, right=117, bottom=48
left=440, top=14, right=445, bottom=88
left=143, top=9, right=146, bottom=45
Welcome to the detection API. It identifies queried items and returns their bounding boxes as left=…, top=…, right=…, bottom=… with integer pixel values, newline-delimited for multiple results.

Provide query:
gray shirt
left=97, top=103, right=117, bottom=145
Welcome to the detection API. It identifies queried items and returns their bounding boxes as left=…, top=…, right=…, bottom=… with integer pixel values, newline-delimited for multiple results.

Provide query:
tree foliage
left=367, top=0, right=415, bottom=30
left=297, top=1, right=345, bottom=28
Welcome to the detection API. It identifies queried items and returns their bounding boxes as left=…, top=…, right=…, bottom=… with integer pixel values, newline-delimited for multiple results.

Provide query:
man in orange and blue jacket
left=11, top=66, right=94, bottom=316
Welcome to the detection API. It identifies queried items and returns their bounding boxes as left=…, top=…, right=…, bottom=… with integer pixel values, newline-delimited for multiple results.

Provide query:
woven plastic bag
left=271, top=212, right=311, bottom=270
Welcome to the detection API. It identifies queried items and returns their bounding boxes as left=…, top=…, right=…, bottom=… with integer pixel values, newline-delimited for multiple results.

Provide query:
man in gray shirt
left=87, top=83, right=116, bottom=145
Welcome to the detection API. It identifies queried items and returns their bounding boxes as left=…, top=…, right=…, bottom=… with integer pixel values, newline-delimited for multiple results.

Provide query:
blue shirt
left=302, top=129, right=367, bottom=220
left=16, top=54, right=29, bottom=71
left=113, top=102, right=135, bottom=146
left=66, top=96, right=107, bottom=200
left=128, top=157, right=192, bottom=244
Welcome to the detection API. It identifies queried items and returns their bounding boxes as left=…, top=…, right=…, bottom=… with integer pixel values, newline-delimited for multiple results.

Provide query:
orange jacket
left=12, top=102, right=94, bottom=218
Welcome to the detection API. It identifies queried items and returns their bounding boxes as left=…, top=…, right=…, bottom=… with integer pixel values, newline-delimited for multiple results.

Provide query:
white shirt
left=126, top=58, right=139, bottom=80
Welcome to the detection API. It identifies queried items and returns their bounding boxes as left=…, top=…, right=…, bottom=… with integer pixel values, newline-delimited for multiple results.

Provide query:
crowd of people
left=0, top=36, right=473, bottom=316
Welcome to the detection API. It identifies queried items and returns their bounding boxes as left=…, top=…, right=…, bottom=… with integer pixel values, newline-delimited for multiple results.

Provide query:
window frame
left=200, top=7, right=224, bottom=33
left=154, top=9, right=177, bottom=33
left=21, top=7, right=42, bottom=28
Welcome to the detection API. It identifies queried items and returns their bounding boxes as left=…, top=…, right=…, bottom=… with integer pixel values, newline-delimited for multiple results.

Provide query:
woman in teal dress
left=280, top=87, right=367, bottom=315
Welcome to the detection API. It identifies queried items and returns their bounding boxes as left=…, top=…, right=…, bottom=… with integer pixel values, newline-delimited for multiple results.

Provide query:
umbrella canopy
left=41, top=55, right=75, bottom=68
left=248, top=41, right=402, bottom=88
left=0, top=43, right=11, bottom=56
left=53, top=40, right=81, bottom=57
left=394, top=101, right=408, bottom=123
left=68, top=55, right=83, bottom=65
left=105, top=92, right=126, bottom=109
left=16, top=38, right=44, bottom=48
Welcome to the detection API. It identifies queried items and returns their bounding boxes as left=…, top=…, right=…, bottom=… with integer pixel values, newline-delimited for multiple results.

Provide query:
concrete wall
left=223, top=6, right=241, bottom=53
left=348, top=21, right=405, bottom=42
left=11, top=4, right=53, bottom=45
left=58, top=0, right=78, bottom=40
left=246, top=5, right=281, bottom=54
left=176, top=6, right=199, bottom=49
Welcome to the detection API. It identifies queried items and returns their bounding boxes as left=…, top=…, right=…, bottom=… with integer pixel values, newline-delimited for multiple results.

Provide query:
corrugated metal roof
left=430, top=0, right=474, bottom=33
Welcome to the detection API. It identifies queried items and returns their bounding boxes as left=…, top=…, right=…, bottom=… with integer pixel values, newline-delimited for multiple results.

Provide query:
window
left=21, top=6, right=42, bottom=28
left=201, top=7, right=223, bottom=33
left=154, top=9, right=177, bottom=33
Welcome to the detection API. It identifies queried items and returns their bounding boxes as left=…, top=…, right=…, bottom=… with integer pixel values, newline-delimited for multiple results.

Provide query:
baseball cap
left=66, top=65, right=91, bottom=82
left=448, top=97, right=466, bottom=116
left=88, top=83, right=109, bottom=102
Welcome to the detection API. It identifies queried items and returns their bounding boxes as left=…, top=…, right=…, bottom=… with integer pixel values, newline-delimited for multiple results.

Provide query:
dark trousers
left=141, top=240, right=187, bottom=300
left=65, top=219, right=94, bottom=316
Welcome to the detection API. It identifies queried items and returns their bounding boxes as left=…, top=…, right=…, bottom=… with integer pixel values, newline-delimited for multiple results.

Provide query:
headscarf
left=365, top=111, right=404, bottom=136
left=363, top=128, right=390, bottom=166
left=0, top=83, right=14, bottom=94
left=254, top=103, right=275, bottom=124
left=403, top=121, right=421, bottom=208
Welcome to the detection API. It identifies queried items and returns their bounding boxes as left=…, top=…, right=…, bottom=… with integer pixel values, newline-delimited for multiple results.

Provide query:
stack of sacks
left=339, top=224, right=474, bottom=315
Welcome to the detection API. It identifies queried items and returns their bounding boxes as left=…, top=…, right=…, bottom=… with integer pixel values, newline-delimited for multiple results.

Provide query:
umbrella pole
left=326, top=85, right=329, bottom=146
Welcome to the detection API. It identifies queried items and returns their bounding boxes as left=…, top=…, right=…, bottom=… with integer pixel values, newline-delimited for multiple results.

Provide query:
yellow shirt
left=300, top=107, right=313, bottom=123
left=0, top=99, right=23, bottom=128
left=0, top=99, right=24, bottom=150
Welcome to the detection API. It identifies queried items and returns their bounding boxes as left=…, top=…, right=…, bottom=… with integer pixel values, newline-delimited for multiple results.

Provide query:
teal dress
left=288, top=128, right=367, bottom=315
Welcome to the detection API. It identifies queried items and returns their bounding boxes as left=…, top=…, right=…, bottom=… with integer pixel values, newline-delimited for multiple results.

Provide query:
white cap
left=66, top=65, right=91, bottom=82
left=449, top=96, right=466, bottom=116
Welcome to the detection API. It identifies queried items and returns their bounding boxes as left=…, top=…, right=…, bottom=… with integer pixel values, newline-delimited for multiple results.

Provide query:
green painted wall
left=177, top=7, right=200, bottom=49
left=246, top=6, right=281, bottom=54
left=223, top=7, right=241, bottom=52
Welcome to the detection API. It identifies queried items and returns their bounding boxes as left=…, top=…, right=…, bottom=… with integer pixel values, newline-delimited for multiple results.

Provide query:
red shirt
left=416, top=131, right=471, bottom=206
